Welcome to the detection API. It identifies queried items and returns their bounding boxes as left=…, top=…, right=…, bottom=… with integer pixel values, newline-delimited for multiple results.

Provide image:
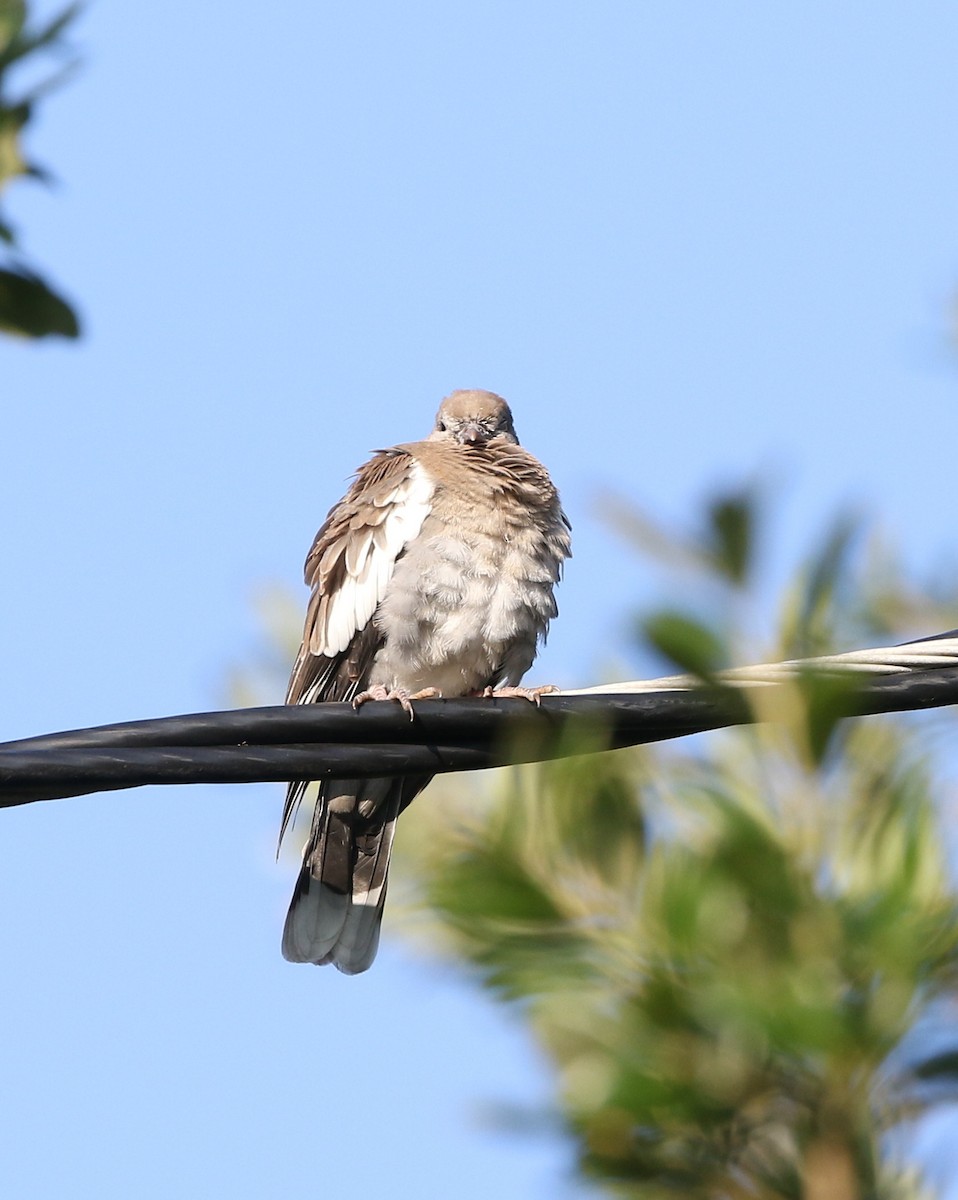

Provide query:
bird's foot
left=480, top=684, right=559, bottom=707
left=352, top=685, right=443, bottom=721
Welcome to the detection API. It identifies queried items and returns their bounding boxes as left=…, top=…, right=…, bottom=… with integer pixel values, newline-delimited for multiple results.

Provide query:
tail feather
left=281, top=772, right=433, bottom=973
left=281, top=778, right=401, bottom=973
left=281, top=870, right=351, bottom=966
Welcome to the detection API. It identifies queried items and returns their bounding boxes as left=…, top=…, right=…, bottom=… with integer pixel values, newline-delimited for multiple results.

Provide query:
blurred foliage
left=0, top=0, right=80, bottom=338
left=237, top=488, right=958, bottom=1198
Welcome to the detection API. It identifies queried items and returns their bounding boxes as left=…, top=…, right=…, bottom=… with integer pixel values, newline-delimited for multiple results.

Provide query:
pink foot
left=480, top=684, right=559, bottom=707
left=352, top=685, right=443, bottom=721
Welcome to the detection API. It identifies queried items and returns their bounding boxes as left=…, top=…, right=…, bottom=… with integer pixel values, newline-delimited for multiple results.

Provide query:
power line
left=2, top=634, right=958, bottom=808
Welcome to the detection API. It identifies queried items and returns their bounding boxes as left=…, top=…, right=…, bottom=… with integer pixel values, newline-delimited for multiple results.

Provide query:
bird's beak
left=459, top=422, right=487, bottom=446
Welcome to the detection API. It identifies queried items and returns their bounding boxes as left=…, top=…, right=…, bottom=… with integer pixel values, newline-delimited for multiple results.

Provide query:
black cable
left=0, top=690, right=749, bottom=806
left=0, top=690, right=748, bottom=752
left=1, top=667, right=957, bottom=808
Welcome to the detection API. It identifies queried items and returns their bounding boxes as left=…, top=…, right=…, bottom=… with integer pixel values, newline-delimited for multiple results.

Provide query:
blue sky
left=2, top=3, right=958, bottom=1197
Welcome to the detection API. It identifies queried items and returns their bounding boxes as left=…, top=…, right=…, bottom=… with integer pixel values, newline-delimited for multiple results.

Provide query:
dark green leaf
left=643, top=610, right=728, bottom=680
left=0, top=2, right=79, bottom=72
left=792, top=667, right=862, bottom=765
left=707, top=488, right=756, bottom=584
left=0, top=264, right=79, bottom=336
left=784, top=511, right=863, bottom=657
left=0, top=1, right=26, bottom=59
left=912, top=1049, right=958, bottom=1083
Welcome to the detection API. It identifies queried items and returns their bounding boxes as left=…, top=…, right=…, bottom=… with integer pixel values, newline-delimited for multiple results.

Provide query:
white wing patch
left=318, top=462, right=434, bottom=657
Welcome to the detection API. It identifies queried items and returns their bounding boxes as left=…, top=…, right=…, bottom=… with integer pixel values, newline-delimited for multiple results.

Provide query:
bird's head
left=430, top=389, right=519, bottom=448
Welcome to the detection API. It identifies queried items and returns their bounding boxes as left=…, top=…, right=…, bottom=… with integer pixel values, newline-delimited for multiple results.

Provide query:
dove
left=281, top=389, right=571, bottom=972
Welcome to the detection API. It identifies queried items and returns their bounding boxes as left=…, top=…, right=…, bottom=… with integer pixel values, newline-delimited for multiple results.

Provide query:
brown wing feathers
left=280, top=449, right=434, bottom=970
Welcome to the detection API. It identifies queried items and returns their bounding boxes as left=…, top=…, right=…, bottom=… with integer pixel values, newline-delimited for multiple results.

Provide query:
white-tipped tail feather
left=281, top=779, right=401, bottom=975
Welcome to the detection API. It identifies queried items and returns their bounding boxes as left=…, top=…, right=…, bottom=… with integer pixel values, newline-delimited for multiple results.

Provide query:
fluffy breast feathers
left=286, top=439, right=569, bottom=707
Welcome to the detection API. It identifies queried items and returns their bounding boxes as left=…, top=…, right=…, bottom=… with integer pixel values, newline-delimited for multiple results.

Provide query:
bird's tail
left=281, top=777, right=405, bottom=974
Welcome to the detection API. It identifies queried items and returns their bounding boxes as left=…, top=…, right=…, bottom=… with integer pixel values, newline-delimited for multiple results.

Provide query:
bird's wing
left=280, top=448, right=434, bottom=842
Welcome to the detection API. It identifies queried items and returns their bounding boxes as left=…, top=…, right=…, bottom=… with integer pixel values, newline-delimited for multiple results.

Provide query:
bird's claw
left=353, top=685, right=443, bottom=721
left=480, top=684, right=559, bottom=707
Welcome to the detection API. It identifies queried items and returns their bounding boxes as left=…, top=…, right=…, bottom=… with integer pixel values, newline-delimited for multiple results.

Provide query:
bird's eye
left=438, top=421, right=447, bottom=432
